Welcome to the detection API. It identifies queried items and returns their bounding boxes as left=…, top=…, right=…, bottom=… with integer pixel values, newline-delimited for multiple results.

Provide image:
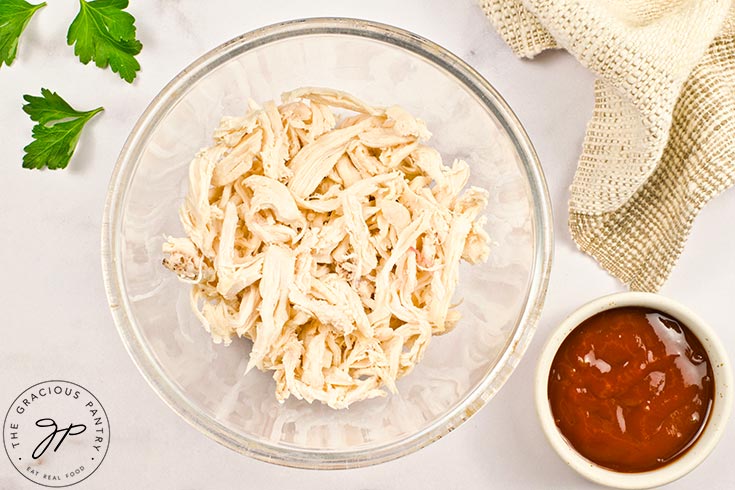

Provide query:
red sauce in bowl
left=548, top=307, right=714, bottom=472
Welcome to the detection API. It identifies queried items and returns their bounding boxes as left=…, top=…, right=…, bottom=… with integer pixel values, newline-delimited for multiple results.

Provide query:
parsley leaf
left=67, top=0, right=142, bottom=83
left=22, top=88, right=104, bottom=170
left=0, top=0, right=46, bottom=68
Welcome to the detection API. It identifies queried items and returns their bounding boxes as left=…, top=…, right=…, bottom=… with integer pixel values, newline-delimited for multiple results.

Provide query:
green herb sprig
left=67, top=0, right=143, bottom=83
left=22, top=89, right=104, bottom=170
left=0, top=0, right=46, bottom=68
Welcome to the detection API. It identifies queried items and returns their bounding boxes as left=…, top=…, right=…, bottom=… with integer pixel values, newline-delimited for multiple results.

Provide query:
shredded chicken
left=163, top=87, right=490, bottom=409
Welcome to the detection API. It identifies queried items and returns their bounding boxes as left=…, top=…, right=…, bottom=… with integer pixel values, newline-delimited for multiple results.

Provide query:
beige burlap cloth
left=480, top=0, right=735, bottom=291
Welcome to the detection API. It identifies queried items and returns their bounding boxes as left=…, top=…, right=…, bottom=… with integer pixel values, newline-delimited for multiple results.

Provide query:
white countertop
left=1, top=0, right=733, bottom=488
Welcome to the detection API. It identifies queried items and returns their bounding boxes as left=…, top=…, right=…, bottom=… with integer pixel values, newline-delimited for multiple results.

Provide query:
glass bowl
left=101, top=18, right=552, bottom=469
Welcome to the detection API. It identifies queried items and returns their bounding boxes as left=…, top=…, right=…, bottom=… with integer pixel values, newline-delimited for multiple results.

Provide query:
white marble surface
left=1, top=0, right=733, bottom=488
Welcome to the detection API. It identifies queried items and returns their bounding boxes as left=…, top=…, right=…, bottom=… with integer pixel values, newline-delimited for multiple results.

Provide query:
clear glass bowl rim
left=101, top=17, right=554, bottom=469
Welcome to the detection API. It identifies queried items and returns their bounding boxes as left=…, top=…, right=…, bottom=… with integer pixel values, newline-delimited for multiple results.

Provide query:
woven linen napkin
left=480, top=0, right=735, bottom=291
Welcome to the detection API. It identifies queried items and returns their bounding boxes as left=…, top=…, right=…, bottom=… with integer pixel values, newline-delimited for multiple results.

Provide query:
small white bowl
left=535, top=292, right=733, bottom=489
